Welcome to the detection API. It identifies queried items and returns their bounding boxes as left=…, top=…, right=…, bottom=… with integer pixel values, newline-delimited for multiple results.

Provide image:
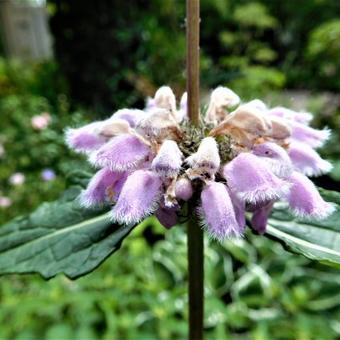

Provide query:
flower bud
left=155, top=205, right=178, bottom=229
left=154, top=86, right=177, bottom=114
left=205, top=86, right=240, bottom=124
left=186, top=137, right=220, bottom=178
left=152, top=140, right=183, bottom=176
left=250, top=201, right=274, bottom=234
left=175, top=177, right=193, bottom=201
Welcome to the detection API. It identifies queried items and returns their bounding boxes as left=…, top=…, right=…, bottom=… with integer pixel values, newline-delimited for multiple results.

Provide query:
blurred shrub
left=0, top=58, right=90, bottom=224
left=306, top=19, right=340, bottom=90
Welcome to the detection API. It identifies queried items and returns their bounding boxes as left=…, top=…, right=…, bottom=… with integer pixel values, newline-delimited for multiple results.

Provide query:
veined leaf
left=0, top=186, right=136, bottom=279
left=266, top=189, right=340, bottom=268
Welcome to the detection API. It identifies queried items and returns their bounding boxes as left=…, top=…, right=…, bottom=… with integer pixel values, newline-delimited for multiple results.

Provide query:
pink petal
left=111, top=170, right=162, bottom=224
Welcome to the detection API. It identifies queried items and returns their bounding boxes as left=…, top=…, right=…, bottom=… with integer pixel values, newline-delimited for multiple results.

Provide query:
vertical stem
left=187, top=210, right=204, bottom=340
left=186, top=1, right=203, bottom=339
left=186, top=0, right=200, bottom=126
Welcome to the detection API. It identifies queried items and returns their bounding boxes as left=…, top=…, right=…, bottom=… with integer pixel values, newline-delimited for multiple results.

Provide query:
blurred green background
left=0, top=0, right=339, bottom=338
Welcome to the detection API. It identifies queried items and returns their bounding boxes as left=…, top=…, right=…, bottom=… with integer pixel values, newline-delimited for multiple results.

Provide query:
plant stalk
left=186, top=0, right=200, bottom=127
left=187, top=211, right=204, bottom=340
left=186, top=1, right=203, bottom=339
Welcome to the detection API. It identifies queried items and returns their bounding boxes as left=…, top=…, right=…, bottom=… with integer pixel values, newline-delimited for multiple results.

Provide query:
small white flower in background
left=31, top=112, right=51, bottom=130
left=0, top=196, right=12, bottom=208
left=0, top=144, right=4, bottom=158
left=66, top=85, right=334, bottom=241
left=9, top=172, right=25, bottom=186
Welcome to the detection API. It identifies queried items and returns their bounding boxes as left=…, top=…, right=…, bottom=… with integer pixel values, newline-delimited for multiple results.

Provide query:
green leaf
left=266, top=189, right=340, bottom=268
left=0, top=186, right=135, bottom=279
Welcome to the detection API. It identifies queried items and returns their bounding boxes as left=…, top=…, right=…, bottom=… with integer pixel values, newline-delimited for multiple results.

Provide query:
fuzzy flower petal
left=269, top=107, right=313, bottom=125
left=200, top=182, right=243, bottom=240
left=93, top=134, right=150, bottom=171
left=287, top=172, right=334, bottom=219
left=136, top=108, right=182, bottom=141
left=252, top=142, right=293, bottom=179
left=65, top=122, right=106, bottom=153
left=291, top=122, right=330, bottom=148
left=111, top=109, right=147, bottom=128
left=152, top=140, right=183, bottom=176
left=288, top=142, right=332, bottom=176
left=251, top=201, right=274, bottom=234
left=175, top=177, right=193, bottom=201
left=227, top=188, right=246, bottom=231
left=176, top=92, right=188, bottom=122
left=80, top=168, right=125, bottom=207
left=111, top=170, right=162, bottom=224
left=223, top=153, right=290, bottom=204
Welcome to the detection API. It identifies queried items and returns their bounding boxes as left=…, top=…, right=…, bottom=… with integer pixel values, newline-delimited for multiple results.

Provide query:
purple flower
left=252, top=142, right=293, bottom=179
left=227, top=188, right=246, bottom=231
left=287, top=172, right=334, bottom=219
left=269, top=107, right=313, bottom=125
left=250, top=201, right=274, bottom=234
left=65, top=85, right=334, bottom=239
left=41, top=169, right=56, bottom=181
left=65, top=122, right=107, bottom=153
left=200, top=182, right=243, bottom=240
left=155, top=205, right=178, bottom=229
left=93, top=134, right=150, bottom=171
left=80, top=168, right=126, bottom=207
left=223, top=153, right=290, bottom=204
left=288, top=142, right=332, bottom=176
left=291, top=122, right=330, bottom=148
left=175, top=177, right=193, bottom=201
left=152, top=140, right=183, bottom=176
left=111, top=170, right=162, bottom=225
left=111, top=109, right=147, bottom=128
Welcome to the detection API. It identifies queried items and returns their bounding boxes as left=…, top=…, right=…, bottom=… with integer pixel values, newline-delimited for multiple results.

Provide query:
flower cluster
left=66, top=86, right=334, bottom=241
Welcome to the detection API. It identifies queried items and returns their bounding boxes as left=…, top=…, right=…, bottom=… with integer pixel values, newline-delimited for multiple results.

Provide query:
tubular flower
left=66, top=86, right=334, bottom=240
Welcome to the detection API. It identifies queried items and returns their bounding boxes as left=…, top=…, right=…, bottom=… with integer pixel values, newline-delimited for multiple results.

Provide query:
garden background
left=0, top=0, right=339, bottom=338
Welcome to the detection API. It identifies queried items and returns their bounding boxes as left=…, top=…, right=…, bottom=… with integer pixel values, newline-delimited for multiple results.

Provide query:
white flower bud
left=205, top=87, right=240, bottom=125
left=186, top=137, right=220, bottom=178
left=154, top=86, right=177, bottom=114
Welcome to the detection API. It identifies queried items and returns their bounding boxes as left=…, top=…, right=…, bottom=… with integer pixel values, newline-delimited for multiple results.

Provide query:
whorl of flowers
left=65, top=86, right=334, bottom=241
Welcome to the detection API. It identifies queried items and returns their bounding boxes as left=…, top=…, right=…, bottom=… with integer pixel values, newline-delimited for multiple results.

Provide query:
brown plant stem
left=186, top=1, right=203, bottom=339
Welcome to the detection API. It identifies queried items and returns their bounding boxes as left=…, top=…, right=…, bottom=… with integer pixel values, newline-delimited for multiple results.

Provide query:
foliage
left=46, top=0, right=339, bottom=111
left=0, top=58, right=90, bottom=224
left=306, top=19, right=340, bottom=90
left=1, top=222, right=340, bottom=339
